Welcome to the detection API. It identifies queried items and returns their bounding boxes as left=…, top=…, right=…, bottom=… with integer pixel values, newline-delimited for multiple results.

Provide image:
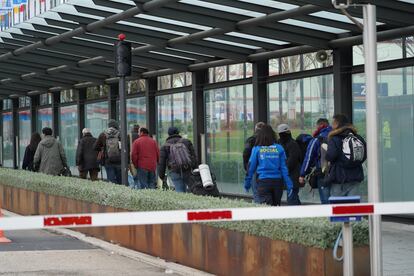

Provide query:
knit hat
left=108, top=119, right=119, bottom=130
left=168, top=126, right=179, bottom=136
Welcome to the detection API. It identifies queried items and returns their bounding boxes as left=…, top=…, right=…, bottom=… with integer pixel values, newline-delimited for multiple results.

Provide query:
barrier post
left=343, top=222, right=353, bottom=276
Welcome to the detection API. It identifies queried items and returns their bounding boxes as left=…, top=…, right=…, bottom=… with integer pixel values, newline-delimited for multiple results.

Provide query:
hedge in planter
left=0, top=168, right=369, bottom=249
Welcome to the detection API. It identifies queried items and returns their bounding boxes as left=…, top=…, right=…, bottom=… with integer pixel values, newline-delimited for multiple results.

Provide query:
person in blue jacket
left=244, top=124, right=293, bottom=206
left=298, top=118, right=332, bottom=204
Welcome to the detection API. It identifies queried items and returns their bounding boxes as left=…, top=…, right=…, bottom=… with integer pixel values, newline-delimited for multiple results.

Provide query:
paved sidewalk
left=382, top=221, right=414, bottom=276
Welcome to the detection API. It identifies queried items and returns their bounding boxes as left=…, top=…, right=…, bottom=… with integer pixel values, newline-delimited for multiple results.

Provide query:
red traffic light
left=118, top=33, right=126, bottom=41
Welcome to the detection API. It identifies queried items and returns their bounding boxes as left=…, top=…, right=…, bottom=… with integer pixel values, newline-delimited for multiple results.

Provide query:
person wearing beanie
left=76, top=128, right=99, bottom=181
left=277, top=124, right=302, bottom=205
left=158, top=127, right=197, bottom=192
left=94, top=120, right=122, bottom=184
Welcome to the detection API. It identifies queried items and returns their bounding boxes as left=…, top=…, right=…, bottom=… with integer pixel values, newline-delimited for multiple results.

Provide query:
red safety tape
left=187, top=210, right=232, bottom=221
left=332, top=205, right=374, bottom=215
left=44, top=215, right=92, bottom=227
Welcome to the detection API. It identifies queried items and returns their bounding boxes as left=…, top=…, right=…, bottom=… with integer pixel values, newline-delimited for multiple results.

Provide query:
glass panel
left=158, top=75, right=171, bottom=90
left=39, top=93, right=52, bottom=105
left=281, top=55, right=301, bottom=74
left=60, top=105, right=79, bottom=175
left=37, top=107, right=53, bottom=132
left=186, top=72, right=192, bottom=86
left=2, top=112, right=13, bottom=168
left=229, top=63, right=244, bottom=80
left=86, top=85, right=109, bottom=100
left=303, top=52, right=325, bottom=70
left=353, top=67, right=414, bottom=202
left=85, top=102, right=109, bottom=138
left=126, top=97, right=147, bottom=132
left=19, top=97, right=31, bottom=108
left=246, top=63, right=253, bottom=78
left=156, top=91, right=193, bottom=145
left=215, top=66, right=228, bottom=82
left=205, top=84, right=254, bottom=195
left=2, top=99, right=12, bottom=110
left=60, top=89, right=79, bottom=103
left=127, top=79, right=146, bottom=94
left=172, top=73, right=186, bottom=88
left=406, top=36, right=414, bottom=58
left=269, top=58, right=279, bottom=76
left=268, top=75, right=334, bottom=203
left=354, top=40, right=403, bottom=66
left=209, top=67, right=215, bottom=83
left=18, top=110, right=31, bottom=168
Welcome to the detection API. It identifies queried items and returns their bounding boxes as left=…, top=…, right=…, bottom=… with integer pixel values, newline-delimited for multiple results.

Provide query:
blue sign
left=12, top=0, right=27, bottom=5
left=353, top=83, right=388, bottom=97
left=329, top=196, right=362, bottom=223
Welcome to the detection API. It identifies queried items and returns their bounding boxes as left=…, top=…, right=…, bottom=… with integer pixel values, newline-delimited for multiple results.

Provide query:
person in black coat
left=22, top=132, right=42, bottom=171
left=76, top=128, right=99, bottom=181
left=277, top=124, right=303, bottom=205
left=326, top=114, right=367, bottom=196
left=242, top=122, right=265, bottom=203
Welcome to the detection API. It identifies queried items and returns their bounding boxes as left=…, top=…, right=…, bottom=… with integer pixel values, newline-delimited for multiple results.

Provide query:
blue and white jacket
left=244, top=144, right=293, bottom=190
left=299, top=126, right=332, bottom=177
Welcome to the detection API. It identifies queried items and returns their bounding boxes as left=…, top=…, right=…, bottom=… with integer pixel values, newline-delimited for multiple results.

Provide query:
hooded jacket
left=325, top=125, right=366, bottom=185
left=300, top=126, right=332, bottom=176
left=76, top=133, right=99, bottom=171
left=33, top=136, right=67, bottom=175
left=158, top=134, right=197, bottom=180
left=279, top=133, right=302, bottom=188
left=94, top=127, right=122, bottom=166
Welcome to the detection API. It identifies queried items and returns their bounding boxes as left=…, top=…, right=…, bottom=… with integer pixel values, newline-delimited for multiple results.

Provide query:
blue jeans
left=169, top=171, right=189, bottom=193
left=251, top=174, right=260, bottom=203
left=318, top=175, right=331, bottom=204
left=135, top=168, right=156, bottom=189
left=330, top=182, right=360, bottom=197
left=105, top=165, right=122, bottom=184
left=287, top=187, right=301, bottom=205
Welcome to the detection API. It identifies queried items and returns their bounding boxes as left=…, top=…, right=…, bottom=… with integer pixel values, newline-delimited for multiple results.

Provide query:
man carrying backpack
left=299, top=118, right=332, bottom=204
left=326, top=114, right=366, bottom=196
left=158, top=127, right=197, bottom=193
left=94, top=120, right=122, bottom=185
left=131, top=127, right=159, bottom=189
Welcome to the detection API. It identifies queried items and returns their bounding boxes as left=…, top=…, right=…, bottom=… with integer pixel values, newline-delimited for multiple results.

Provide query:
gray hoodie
left=34, top=136, right=67, bottom=175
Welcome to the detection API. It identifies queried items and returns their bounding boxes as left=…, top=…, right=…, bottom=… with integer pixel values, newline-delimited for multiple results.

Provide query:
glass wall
left=205, top=84, right=253, bottom=194
left=85, top=102, right=108, bottom=137
left=2, top=112, right=13, bottom=168
left=18, top=110, right=31, bottom=167
left=127, top=97, right=146, bottom=131
left=60, top=105, right=79, bottom=174
left=37, top=107, right=52, bottom=132
left=353, top=66, right=414, bottom=202
left=156, top=91, right=193, bottom=144
left=268, top=74, right=334, bottom=138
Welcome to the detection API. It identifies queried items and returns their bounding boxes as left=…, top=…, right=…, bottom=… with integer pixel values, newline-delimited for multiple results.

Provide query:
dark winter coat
left=94, top=127, right=121, bottom=167
left=158, top=134, right=197, bottom=180
left=279, top=134, right=302, bottom=188
left=325, top=125, right=366, bottom=185
left=243, top=135, right=256, bottom=171
left=76, top=133, right=99, bottom=172
left=22, top=145, right=37, bottom=171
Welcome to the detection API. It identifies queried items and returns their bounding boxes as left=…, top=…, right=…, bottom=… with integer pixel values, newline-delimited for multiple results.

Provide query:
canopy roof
left=0, top=0, right=413, bottom=96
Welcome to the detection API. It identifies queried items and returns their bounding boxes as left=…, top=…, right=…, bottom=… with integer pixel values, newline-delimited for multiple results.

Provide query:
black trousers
left=257, top=179, right=284, bottom=206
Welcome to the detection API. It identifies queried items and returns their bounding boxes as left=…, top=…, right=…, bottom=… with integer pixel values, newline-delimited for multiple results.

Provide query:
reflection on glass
left=268, top=75, right=334, bottom=137
left=229, top=63, right=244, bottom=80
left=60, top=89, right=79, bottom=103
left=156, top=92, right=192, bottom=144
left=353, top=67, right=414, bottom=202
left=158, top=75, right=171, bottom=90
left=60, top=105, right=79, bottom=174
left=85, top=102, right=109, bottom=138
left=205, top=84, right=253, bottom=194
left=2, top=112, right=13, bottom=168
left=19, top=97, right=31, bottom=108
left=37, top=107, right=52, bottom=132
left=126, top=97, right=147, bottom=131
left=353, top=39, right=403, bottom=66
left=215, top=66, right=228, bottom=82
left=269, top=58, right=279, bottom=76
left=281, top=55, right=301, bottom=74
left=18, top=110, right=31, bottom=167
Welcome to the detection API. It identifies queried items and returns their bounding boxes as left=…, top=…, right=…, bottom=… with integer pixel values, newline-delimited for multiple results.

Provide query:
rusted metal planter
left=0, top=184, right=370, bottom=275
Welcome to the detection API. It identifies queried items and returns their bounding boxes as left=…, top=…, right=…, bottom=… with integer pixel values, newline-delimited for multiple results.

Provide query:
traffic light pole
left=119, top=75, right=129, bottom=186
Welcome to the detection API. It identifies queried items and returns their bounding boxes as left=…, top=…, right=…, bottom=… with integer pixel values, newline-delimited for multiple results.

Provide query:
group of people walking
left=243, top=114, right=367, bottom=206
left=22, top=119, right=198, bottom=193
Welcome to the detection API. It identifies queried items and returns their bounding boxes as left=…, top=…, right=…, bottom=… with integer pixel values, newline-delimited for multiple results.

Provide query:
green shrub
left=0, top=168, right=369, bottom=249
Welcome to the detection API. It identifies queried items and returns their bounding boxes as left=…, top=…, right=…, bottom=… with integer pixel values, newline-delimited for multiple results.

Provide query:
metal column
left=77, top=88, right=86, bottom=140
left=11, top=98, right=18, bottom=169
left=52, top=92, right=60, bottom=139
left=363, top=4, right=383, bottom=276
left=145, top=77, right=157, bottom=136
left=109, top=84, right=118, bottom=121
left=342, top=222, right=354, bottom=276
left=252, top=60, right=269, bottom=124
left=119, top=76, right=128, bottom=186
left=30, top=95, right=39, bottom=134
left=192, top=69, right=208, bottom=164
left=333, top=46, right=353, bottom=122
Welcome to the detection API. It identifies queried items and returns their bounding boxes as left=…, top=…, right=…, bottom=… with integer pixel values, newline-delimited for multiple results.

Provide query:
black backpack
left=105, top=131, right=121, bottom=163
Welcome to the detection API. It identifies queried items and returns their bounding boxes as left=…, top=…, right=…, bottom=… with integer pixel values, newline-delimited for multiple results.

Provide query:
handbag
left=59, top=142, right=72, bottom=177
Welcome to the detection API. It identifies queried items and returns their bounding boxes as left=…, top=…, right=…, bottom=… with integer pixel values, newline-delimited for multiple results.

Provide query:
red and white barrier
left=0, top=201, right=413, bottom=231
